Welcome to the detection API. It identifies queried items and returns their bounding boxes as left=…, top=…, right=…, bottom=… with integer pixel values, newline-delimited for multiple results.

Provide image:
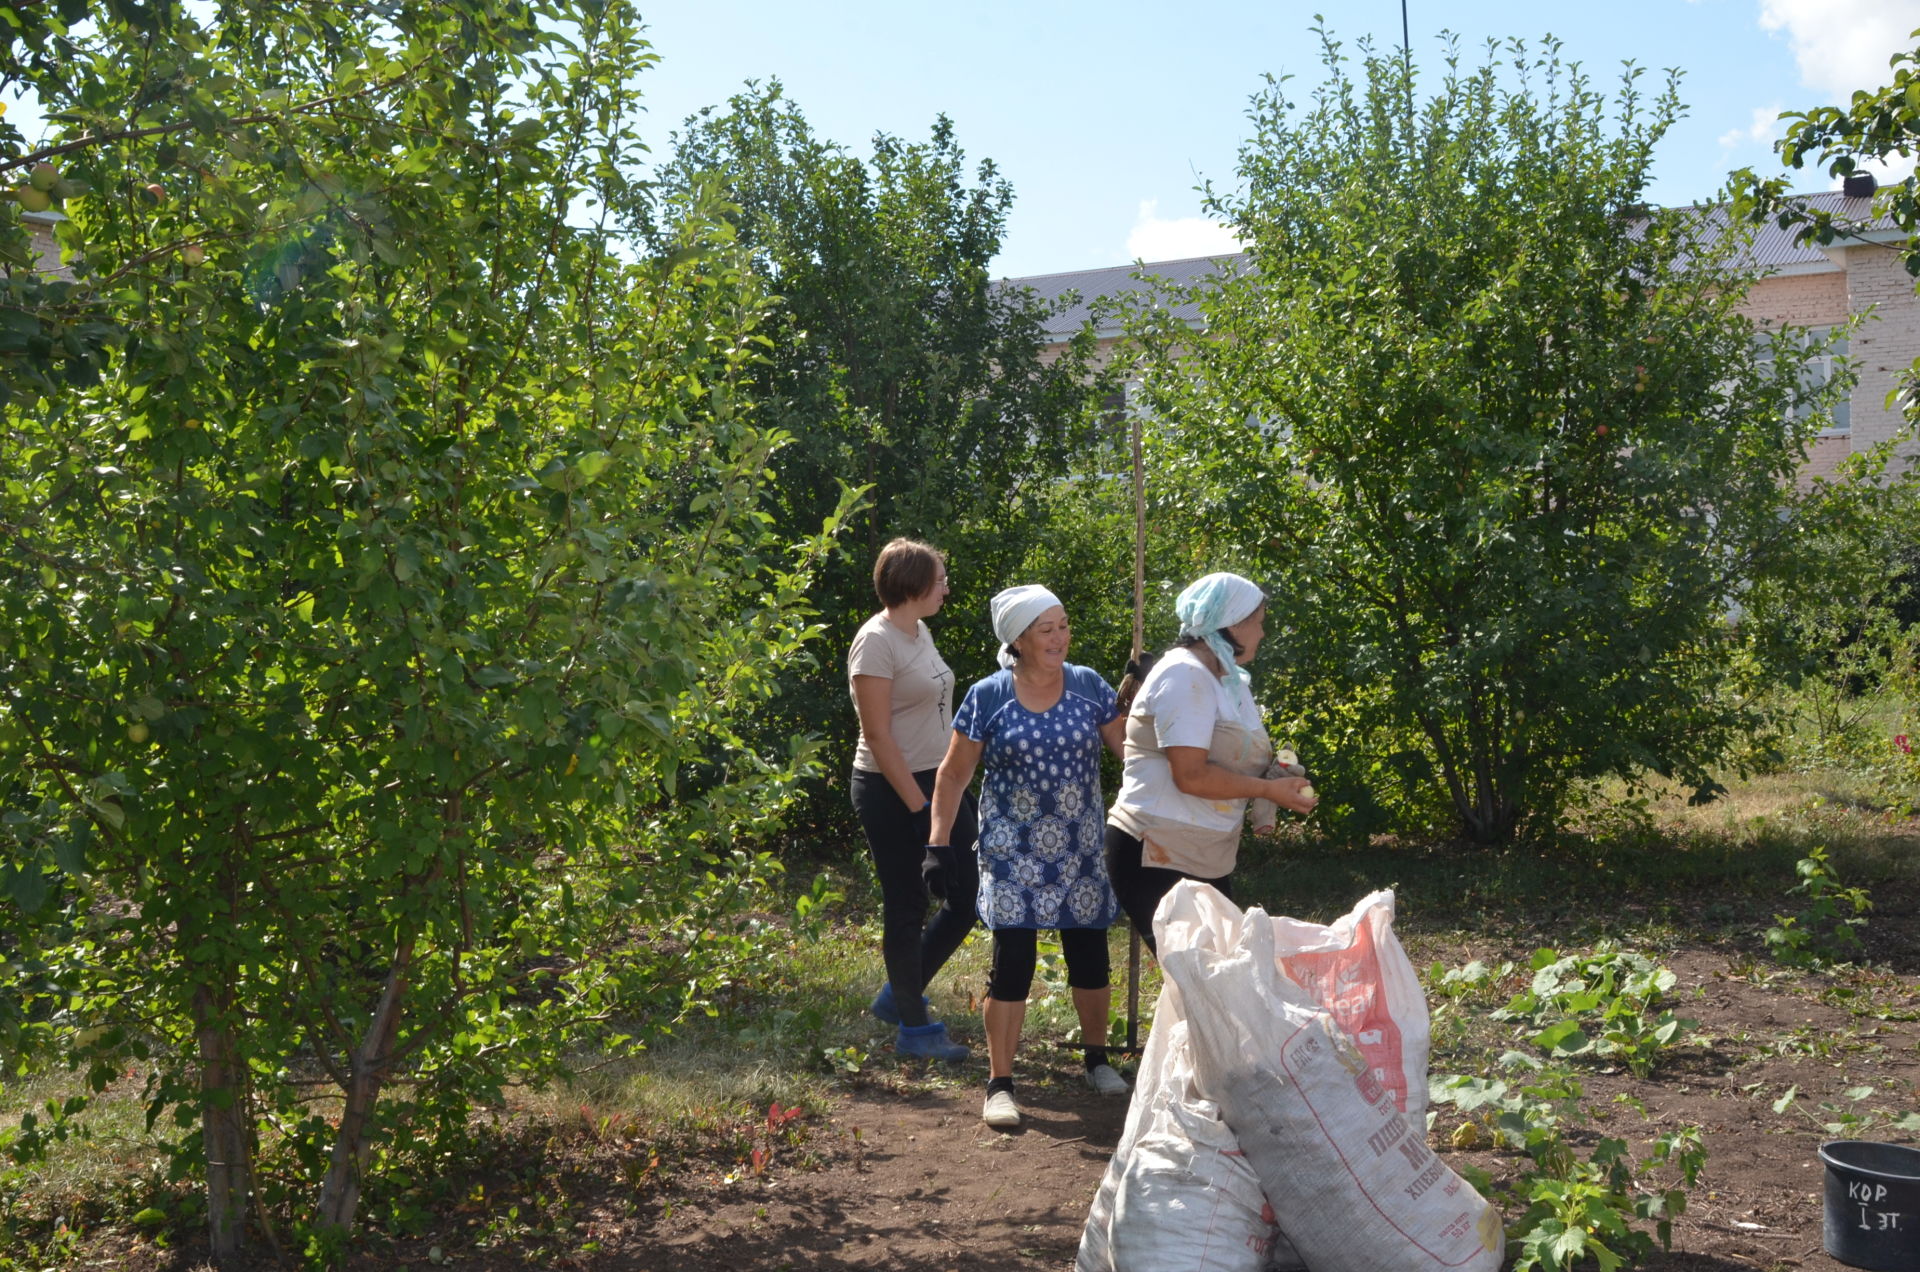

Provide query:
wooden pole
left=1402, top=0, right=1415, bottom=133
left=1126, top=402, right=1146, bottom=1052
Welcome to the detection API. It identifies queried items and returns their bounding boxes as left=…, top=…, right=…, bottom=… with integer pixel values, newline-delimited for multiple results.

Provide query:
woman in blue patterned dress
left=926, top=585, right=1128, bottom=1130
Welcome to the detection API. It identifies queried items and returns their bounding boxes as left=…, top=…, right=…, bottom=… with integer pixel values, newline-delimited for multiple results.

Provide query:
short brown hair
left=873, top=538, right=944, bottom=608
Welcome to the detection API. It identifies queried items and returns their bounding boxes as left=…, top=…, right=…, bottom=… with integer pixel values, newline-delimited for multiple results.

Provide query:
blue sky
left=9, top=2, right=1916, bottom=278
left=630, top=0, right=1920, bottom=278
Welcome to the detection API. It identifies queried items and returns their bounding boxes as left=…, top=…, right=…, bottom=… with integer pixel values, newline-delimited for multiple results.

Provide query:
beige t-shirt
left=1106, top=648, right=1273, bottom=877
left=848, top=612, right=956, bottom=773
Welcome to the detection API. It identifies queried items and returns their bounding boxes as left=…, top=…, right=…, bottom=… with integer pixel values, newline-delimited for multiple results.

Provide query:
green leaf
left=3, top=862, right=48, bottom=912
left=51, top=824, right=88, bottom=875
left=1533, top=1020, right=1591, bottom=1056
left=573, top=450, right=614, bottom=484
left=1548, top=1225, right=1588, bottom=1268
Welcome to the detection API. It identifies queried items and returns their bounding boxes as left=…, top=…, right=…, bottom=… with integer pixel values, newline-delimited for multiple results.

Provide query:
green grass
left=0, top=1066, right=175, bottom=1256
left=6, top=686, right=1920, bottom=1261
left=1232, top=767, right=1920, bottom=943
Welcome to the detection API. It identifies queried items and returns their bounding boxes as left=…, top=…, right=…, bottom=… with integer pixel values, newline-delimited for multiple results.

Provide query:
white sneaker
left=982, top=1088, right=1021, bottom=1129
left=1085, top=1064, right=1130, bottom=1096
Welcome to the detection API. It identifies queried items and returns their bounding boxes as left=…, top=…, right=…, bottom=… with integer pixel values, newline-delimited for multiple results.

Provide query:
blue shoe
left=869, top=983, right=930, bottom=1027
left=897, top=1021, right=970, bottom=1064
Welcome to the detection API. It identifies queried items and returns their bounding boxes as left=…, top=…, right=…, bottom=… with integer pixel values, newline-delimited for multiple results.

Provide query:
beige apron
left=1108, top=708, right=1273, bottom=878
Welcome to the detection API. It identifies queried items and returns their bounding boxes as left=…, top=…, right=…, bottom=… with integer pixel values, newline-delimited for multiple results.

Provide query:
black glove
left=922, top=843, right=959, bottom=900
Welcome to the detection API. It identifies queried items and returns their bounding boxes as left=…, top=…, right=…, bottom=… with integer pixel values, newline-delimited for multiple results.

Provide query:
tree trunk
left=1460, top=801, right=1518, bottom=844
left=312, top=932, right=416, bottom=1238
left=1458, top=770, right=1520, bottom=844
left=192, top=985, right=254, bottom=1263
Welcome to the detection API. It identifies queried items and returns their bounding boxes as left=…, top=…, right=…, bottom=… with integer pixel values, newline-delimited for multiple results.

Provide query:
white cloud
left=1758, top=0, right=1920, bottom=103
left=1124, top=200, right=1243, bottom=263
left=1855, top=154, right=1917, bottom=186
left=1718, top=103, right=1785, bottom=151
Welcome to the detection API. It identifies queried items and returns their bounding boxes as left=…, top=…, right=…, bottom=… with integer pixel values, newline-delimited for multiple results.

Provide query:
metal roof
left=1735, top=188, right=1898, bottom=273
left=998, top=253, right=1247, bottom=341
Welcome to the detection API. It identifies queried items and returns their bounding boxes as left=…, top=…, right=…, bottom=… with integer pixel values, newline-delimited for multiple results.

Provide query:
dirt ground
left=86, top=869, right=1920, bottom=1272
left=632, top=1081, right=1133, bottom=1271
left=327, top=939, right=1920, bottom=1272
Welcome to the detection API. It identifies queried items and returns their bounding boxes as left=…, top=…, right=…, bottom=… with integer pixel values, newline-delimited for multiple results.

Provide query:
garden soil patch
left=445, top=947, right=1920, bottom=1271
left=628, top=1083, right=1133, bottom=1271
left=98, top=940, right=1920, bottom=1271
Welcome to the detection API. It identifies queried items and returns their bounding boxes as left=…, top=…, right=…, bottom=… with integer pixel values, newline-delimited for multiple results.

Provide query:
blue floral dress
left=952, top=664, right=1120, bottom=930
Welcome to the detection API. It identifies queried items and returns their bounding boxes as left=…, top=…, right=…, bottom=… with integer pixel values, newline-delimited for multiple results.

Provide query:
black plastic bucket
left=1821, top=1140, right=1920, bottom=1271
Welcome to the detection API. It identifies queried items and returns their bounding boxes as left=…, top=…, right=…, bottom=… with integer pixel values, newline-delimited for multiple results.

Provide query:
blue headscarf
left=1175, top=572, right=1265, bottom=686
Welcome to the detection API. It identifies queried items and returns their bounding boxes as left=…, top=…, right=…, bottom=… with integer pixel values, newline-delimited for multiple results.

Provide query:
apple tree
left=0, top=0, right=846, bottom=1259
left=1128, top=32, right=1846, bottom=843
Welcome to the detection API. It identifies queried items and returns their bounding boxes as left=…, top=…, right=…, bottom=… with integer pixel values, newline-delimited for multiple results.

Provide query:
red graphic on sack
left=1355, top=1067, right=1386, bottom=1105
left=1277, top=918, right=1411, bottom=1112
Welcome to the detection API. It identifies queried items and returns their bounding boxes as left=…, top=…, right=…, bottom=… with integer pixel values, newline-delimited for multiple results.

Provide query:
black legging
left=850, top=768, right=978, bottom=1028
left=1105, top=823, right=1233, bottom=957
left=985, top=926, right=1110, bottom=1002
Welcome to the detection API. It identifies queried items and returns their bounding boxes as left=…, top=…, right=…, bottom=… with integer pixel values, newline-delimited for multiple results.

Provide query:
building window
left=1756, top=325, right=1849, bottom=437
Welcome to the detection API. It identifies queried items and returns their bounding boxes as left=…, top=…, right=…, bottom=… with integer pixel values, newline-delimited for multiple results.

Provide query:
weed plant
left=1764, top=846, right=1874, bottom=967
left=1770, top=1082, right=1920, bottom=1139
left=1432, top=1018, right=1706, bottom=1272
left=1491, top=945, right=1697, bottom=1078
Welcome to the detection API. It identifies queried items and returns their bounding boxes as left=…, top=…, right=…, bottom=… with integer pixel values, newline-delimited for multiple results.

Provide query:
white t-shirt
left=847, top=612, right=956, bottom=773
left=1109, top=647, right=1270, bottom=834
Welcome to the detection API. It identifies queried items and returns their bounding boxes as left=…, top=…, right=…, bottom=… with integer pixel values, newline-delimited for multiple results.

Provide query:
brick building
left=22, top=208, right=64, bottom=275
left=1738, top=189, right=1919, bottom=485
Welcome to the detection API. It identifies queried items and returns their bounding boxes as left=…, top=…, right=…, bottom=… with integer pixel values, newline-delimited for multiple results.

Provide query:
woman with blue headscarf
left=1105, top=572, right=1317, bottom=954
left=927, top=584, right=1129, bottom=1130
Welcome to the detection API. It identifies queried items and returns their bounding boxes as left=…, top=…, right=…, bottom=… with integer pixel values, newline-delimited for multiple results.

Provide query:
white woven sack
left=1110, top=1097, right=1293, bottom=1272
left=1077, top=990, right=1306, bottom=1272
left=1269, top=888, right=1431, bottom=1125
left=1076, top=981, right=1189, bottom=1272
left=1158, top=881, right=1503, bottom=1272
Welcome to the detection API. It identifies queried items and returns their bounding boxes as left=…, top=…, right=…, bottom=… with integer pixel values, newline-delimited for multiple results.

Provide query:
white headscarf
left=1175, top=572, right=1264, bottom=686
left=990, top=584, right=1063, bottom=670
